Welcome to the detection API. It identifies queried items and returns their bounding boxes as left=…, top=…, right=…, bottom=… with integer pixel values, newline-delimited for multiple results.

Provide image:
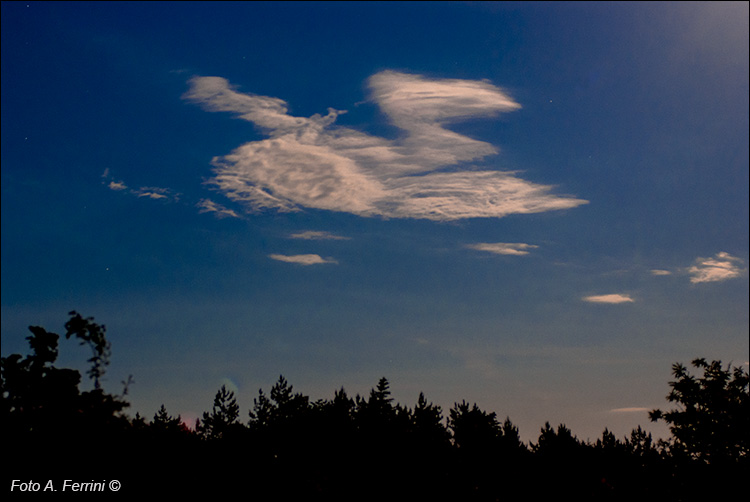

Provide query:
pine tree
left=197, top=385, right=241, bottom=440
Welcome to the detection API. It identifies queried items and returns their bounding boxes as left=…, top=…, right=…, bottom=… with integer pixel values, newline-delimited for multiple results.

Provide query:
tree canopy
left=649, top=357, right=749, bottom=463
left=2, top=313, right=747, bottom=499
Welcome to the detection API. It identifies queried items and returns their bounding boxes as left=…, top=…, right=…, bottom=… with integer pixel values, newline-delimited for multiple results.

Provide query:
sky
left=2, top=1, right=748, bottom=442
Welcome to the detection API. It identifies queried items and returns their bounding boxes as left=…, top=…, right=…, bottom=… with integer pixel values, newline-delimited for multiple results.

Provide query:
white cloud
left=467, top=242, right=539, bottom=256
left=268, top=254, right=338, bottom=265
left=197, top=198, right=240, bottom=218
left=104, top=171, right=180, bottom=203
left=650, top=269, right=672, bottom=276
left=184, top=72, right=588, bottom=221
left=135, top=186, right=179, bottom=202
left=137, top=191, right=168, bottom=200
left=108, top=180, right=127, bottom=191
left=582, top=294, right=635, bottom=304
left=687, top=252, right=745, bottom=283
left=289, top=231, right=350, bottom=240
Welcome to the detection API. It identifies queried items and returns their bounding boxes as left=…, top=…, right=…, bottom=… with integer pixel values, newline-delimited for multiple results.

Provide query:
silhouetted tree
left=152, top=404, right=189, bottom=434
left=317, top=387, right=356, bottom=429
left=531, top=423, right=599, bottom=496
left=248, top=387, right=274, bottom=429
left=7, top=312, right=747, bottom=500
left=63, top=311, right=112, bottom=389
left=197, top=385, right=241, bottom=440
left=447, top=401, right=528, bottom=498
left=1, top=313, right=129, bottom=439
left=411, top=392, right=451, bottom=446
left=355, top=377, right=397, bottom=426
left=1, top=313, right=132, bottom=488
left=533, top=422, right=581, bottom=454
left=354, top=377, right=412, bottom=450
left=269, top=375, right=310, bottom=424
left=449, top=401, right=502, bottom=451
left=649, top=358, right=749, bottom=464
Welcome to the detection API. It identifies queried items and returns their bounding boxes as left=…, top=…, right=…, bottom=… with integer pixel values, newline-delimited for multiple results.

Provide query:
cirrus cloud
left=183, top=72, right=588, bottom=221
left=650, top=269, right=672, bottom=276
left=103, top=170, right=180, bottom=203
left=197, top=198, right=240, bottom=219
left=609, top=407, right=650, bottom=413
left=288, top=231, right=350, bottom=240
left=466, top=242, right=539, bottom=256
left=268, top=254, right=338, bottom=265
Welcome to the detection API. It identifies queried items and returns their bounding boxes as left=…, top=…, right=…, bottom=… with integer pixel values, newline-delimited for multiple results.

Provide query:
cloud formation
left=136, top=188, right=171, bottom=200
left=268, top=254, right=338, bottom=265
left=582, top=294, right=634, bottom=304
left=103, top=170, right=180, bottom=203
left=288, top=231, right=350, bottom=240
left=108, top=180, right=127, bottom=191
left=197, top=199, right=240, bottom=219
left=467, top=242, right=539, bottom=256
left=650, top=269, right=672, bottom=276
left=609, top=407, right=650, bottom=413
left=687, top=252, right=744, bottom=283
left=183, top=72, right=588, bottom=221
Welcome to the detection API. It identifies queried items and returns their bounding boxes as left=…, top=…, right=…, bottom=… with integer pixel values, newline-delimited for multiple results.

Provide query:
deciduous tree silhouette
left=63, top=311, right=112, bottom=389
left=1, top=312, right=131, bottom=488
left=649, top=358, right=749, bottom=464
left=1, top=313, right=129, bottom=438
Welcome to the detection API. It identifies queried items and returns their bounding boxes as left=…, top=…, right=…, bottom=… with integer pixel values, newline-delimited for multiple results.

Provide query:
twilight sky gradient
left=2, top=1, right=748, bottom=442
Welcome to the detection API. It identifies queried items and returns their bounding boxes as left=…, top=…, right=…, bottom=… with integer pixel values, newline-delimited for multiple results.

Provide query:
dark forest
left=2, top=312, right=747, bottom=500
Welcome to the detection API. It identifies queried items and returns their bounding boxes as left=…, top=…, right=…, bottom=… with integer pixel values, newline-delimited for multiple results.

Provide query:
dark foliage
left=649, top=358, right=749, bottom=498
left=2, top=314, right=747, bottom=499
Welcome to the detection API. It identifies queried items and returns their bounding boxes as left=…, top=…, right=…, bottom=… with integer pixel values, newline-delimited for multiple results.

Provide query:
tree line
left=2, top=312, right=747, bottom=499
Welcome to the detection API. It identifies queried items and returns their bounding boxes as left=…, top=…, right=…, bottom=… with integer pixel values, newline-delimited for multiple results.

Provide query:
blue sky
left=2, top=1, right=748, bottom=441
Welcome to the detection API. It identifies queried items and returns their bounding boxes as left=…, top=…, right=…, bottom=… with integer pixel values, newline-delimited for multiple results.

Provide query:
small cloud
left=108, top=180, right=127, bottom=191
left=609, top=407, right=650, bottom=413
left=197, top=198, right=240, bottom=218
left=103, top=169, right=183, bottom=205
left=466, top=242, right=539, bottom=256
left=650, top=269, right=672, bottom=276
left=582, top=294, right=635, bottom=304
left=289, top=230, right=350, bottom=240
left=268, top=254, right=338, bottom=265
left=132, top=186, right=180, bottom=202
left=137, top=191, right=168, bottom=200
left=688, top=252, right=745, bottom=283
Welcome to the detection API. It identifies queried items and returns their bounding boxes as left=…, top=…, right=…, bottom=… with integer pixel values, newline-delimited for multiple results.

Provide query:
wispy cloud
left=466, top=242, right=539, bottom=256
left=108, top=180, right=127, bottom=191
left=609, top=407, right=650, bottom=413
left=288, top=230, right=350, bottom=240
left=103, top=171, right=179, bottom=203
left=268, top=254, right=338, bottom=265
left=183, top=72, right=588, bottom=221
left=650, top=269, right=672, bottom=276
left=582, top=294, right=635, bottom=304
left=197, top=198, right=240, bottom=218
left=687, top=252, right=745, bottom=283
left=137, top=189, right=169, bottom=200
